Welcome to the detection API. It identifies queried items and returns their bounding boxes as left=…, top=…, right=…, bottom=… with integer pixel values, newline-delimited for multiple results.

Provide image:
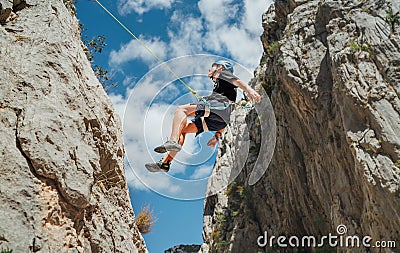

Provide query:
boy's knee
left=176, top=105, right=186, bottom=111
left=176, top=104, right=193, bottom=114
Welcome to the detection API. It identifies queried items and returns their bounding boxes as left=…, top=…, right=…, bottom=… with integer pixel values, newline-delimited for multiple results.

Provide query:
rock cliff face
left=165, top=244, right=201, bottom=253
left=0, top=0, right=147, bottom=252
left=202, top=0, right=400, bottom=252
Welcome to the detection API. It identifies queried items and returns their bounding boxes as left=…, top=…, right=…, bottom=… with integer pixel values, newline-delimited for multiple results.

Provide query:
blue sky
left=75, top=0, right=271, bottom=252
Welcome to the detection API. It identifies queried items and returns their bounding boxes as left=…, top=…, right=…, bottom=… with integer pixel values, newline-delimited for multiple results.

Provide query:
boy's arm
left=207, top=128, right=225, bottom=148
left=214, top=128, right=225, bottom=140
left=232, top=79, right=261, bottom=103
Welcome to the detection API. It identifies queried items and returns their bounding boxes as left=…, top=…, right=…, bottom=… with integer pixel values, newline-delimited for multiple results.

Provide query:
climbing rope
left=92, top=0, right=201, bottom=100
left=91, top=0, right=255, bottom=111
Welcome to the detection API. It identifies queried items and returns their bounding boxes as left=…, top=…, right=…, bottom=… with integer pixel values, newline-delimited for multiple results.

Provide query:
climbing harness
left=91, top=0, right=254, bottom=111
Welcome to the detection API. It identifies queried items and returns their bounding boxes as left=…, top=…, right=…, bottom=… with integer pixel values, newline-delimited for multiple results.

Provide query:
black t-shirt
left=213, top=70, right=238, bottom=102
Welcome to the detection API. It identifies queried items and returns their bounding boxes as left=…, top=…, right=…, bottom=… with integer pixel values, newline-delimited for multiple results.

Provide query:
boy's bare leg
left=162, top=134, right=185, bottom=164
left=169, top=104, right=196, bottom=142
left=163, top=121, right=198, bottom=164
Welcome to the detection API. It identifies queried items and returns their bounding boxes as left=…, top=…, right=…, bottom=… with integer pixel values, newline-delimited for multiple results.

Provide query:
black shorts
left=192, top=94, right=233, bottom=135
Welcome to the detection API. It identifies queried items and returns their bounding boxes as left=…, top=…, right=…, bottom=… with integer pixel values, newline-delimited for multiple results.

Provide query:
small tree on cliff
left=81, top=25, right=117, bottom=91
left=385, top=4, right=400, bottom=34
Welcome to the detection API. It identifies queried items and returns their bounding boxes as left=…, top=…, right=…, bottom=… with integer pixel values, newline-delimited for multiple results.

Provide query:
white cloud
left=190, top=165, right=214, bottom=180
left=122, top=76, right=135, bottom=86
left=242, top=0, right=272, bottom=35
left=168, top=13, right=205, bottom=56
left=197, top=0, right=269, bottom=68
left=217, top=26, right=264, bottom=67
left=117, top=0, right=177, bottom=15
left=197, top=0, right=239, bottom=28
left=109, top=36, right=167, bottom=66
left=165, top=0, right=270, bottom=69
left=110, top=0, right=272, bottom=70
left=108, top=91, right=130, bottom=120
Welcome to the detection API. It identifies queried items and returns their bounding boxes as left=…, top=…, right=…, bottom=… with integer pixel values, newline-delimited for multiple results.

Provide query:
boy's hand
left=207, top=137, right=218, bottom=148
left=246, top=88, right=261, bottom=103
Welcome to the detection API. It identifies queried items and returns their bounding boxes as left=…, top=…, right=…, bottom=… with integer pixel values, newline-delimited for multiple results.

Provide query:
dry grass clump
left=136, top=205, right=157, bottom=234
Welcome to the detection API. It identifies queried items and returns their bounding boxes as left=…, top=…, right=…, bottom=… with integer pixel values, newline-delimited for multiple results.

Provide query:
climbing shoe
left=145, top=160, right=170, bottom=173
left=154, top=140, right=182, bottom=153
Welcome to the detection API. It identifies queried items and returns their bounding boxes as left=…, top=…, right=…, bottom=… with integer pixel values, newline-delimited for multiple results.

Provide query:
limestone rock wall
left=0, top=0, right=147, bottom=252
left=202, top=0, right=400, bottom=252
left=164, top=244, right=201, bottom=253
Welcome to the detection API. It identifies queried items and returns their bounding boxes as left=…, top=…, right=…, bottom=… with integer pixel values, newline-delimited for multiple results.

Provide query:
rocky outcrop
left=0, top=0, right=146, bottom=252
left=202, top=0, right=400, bottom=252
left=165, top=244, right=201, bottom=253
left=200, top=107, right=260, bottom=253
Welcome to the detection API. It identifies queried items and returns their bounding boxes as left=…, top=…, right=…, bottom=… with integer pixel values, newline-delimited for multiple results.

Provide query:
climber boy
left=145, top=60, right=261, bottom=173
